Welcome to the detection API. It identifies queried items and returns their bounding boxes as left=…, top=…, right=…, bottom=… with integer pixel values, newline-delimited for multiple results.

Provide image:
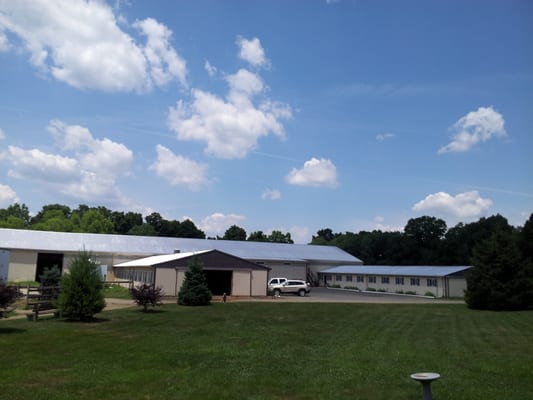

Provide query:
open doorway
left=204, top=270, right=232, bottom=295
left=35, top=253, right=64, bottom=282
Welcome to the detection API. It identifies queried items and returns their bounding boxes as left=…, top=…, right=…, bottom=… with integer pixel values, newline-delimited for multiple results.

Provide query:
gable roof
left=114, top=250, right=211, bottom=267
left=114, top=249, right=271, bottom=270
left=0, top=228, right=361, bottom=264
left=320, top=265, right=471, bottom=277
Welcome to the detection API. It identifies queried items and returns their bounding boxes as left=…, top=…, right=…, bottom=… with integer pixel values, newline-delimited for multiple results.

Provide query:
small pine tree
left=178, top=256, right=212, bottom=306
left=131, top=283, right=164, bottom=312
left=57, top=250, right=106, bottom=320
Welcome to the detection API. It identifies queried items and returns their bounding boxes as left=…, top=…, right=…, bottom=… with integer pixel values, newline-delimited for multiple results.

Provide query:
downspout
left=250, top=269, right=252, bottom=296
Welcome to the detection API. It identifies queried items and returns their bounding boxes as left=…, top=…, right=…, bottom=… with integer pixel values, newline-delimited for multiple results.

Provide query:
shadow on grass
left=62, top=317, right=111, bottom=323
left=0, top=327, right=26, bottom=334
left=137, top=308, right=166, bottom=314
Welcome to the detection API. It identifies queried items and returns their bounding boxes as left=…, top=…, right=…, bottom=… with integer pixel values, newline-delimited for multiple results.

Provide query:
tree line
left=0, top=203, right=293, bottom=243
left=310, top=214, right=533, bottom=310
left=311, top=214, right=532, bottom=266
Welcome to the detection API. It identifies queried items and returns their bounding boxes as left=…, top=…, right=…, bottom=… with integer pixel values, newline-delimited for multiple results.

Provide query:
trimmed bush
left=344, top=286, right=360, bottom=291
left=424, top=291, right=435, bottom=297
left=405, top=290, right=417, bottom=295
left=131, top=284, right=164, bottom=312
left=377, top=288, right=387, bottom=293
left=366, top=287, right=377, bottom=292
left=57, top=250, right=106, bottom=321
left=178, top=256, right=212, bottom=306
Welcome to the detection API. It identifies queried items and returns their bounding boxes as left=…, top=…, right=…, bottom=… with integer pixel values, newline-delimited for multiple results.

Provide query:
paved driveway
left=262, top=287, right=464, bottom=304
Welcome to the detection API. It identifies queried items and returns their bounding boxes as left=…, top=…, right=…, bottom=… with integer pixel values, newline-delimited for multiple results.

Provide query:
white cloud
left=4, top=120, right=133, bottom=204
left=149, top=144, right=208, bottom=190
left=236, top=36, right=268, bottom=68
left=261, top=188, right=281, bottom=200
left=438, top=106, right=506, bottom=153
left=167, top=36, right=289, bottom=159
left=0, top=0, right=186, bottom=92
left=6, top=146, right=79, bottom=182
left=199, top=212, right=246, bottom=237
left=47, top=119, right=133, bottom=177
left=226, top=68, right=264, bottom=97
left=412, top=191, right=493, bottom=218
left=168, top=74, right=291, bottom=159
left=373, top=216, right=403, bottom=232
left=376, top=132, right=395, bottom=142
left=0, top=184, right=18, bottom=206
left=133, top=18, right=187, bottom=88
left=286, top=157, right=338, bottom=188
left=204, top=60, right=217, bottom=77
left=0, top=30, right=9, bottom=52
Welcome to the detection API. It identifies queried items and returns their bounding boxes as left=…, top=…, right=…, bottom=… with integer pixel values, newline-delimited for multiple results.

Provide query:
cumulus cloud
left=199, top=212, right=246, bottom=237
left=168, top=58, right=291, bottom=159
left=204, top=60, right=217, bottom=77
left=438, top=106, right=506, bottom=153
left=0, top=0, right=186, bottom=92
left=0, top=30, right=8, bottom=52
left=4, top=120, right=133, bottom=204
left=0, top=183, right=18, bottom=206
left=376, top=132, right=395, bottom=142
left=237, top=36, right=268, bottom=68
left=149, top=145, right=208, bottom=190
left=261, top=188, right=281, bottom=200
left=412, top=191, right=493, bottom=218
left=133, top=18, right=187, bottom=88
left=286, top=157, right=338, bottom=188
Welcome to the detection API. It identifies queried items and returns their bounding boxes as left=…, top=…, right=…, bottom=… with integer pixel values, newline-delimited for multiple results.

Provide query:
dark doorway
left=35, top=253, right=64, bottom=282
left=204, top=270, right=232, bottom=295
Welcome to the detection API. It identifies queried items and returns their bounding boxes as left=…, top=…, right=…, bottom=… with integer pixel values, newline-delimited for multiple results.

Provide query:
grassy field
left=1, top=302, right=532, bottom=400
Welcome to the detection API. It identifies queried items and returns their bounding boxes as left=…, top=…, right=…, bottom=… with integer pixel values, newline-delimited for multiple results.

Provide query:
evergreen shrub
left=178, top=256, right=212, bottom=306
left=57, top=250, right=106, bottom=321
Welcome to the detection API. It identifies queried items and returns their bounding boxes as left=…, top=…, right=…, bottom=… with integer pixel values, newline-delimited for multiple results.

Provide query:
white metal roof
left=0, top=228, right=361, bottom=264
left=320, top=265, right=471, bottom=277
left=114, top=250, right=210, bottom=267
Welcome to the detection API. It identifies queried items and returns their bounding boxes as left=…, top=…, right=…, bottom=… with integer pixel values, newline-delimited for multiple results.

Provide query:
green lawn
left=1, top=303, right=532, bottom=400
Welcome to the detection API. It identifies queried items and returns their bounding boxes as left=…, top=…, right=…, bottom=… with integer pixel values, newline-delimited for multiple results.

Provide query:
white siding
left=232, top=270, right=250, bottom=296
left=155, top=268, right=177, bottom=297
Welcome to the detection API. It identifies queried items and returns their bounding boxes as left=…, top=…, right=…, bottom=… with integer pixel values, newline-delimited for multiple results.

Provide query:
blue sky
left=0, top=0, right=532, bottom=243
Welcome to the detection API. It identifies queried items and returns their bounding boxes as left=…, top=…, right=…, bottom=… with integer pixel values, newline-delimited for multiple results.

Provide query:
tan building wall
left=232, top=270, right=251, bottom=296
left=251, top=270, right=268, bottom=296
left=324, top=273, right=452, bottom=298
left=155, top=268, right=177, bottom=297
left=7, top=250, right=37, bottom=282
left=447, top=276, right=467, bottom=297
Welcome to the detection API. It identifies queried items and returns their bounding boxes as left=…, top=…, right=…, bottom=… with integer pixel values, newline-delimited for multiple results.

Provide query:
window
left=381, top=276, right=389, bottom=284
left=345, top=275, right=353, bottom=282
left=325, top=274, right=332, bottom=281
left=336, top=275, right=342, bottom=282
left=368, top=276, right=376, bottom=283
left=427, top=279, right=437, bottom=287
left=410, top=278, right=420, bottom=286
left=357, top=275, right=364, bottom=282
left=395, top=277, right=404, bottom=285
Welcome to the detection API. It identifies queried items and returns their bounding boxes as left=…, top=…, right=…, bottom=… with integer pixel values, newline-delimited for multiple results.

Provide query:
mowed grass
left=1, top=303, right=532, bottom=400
